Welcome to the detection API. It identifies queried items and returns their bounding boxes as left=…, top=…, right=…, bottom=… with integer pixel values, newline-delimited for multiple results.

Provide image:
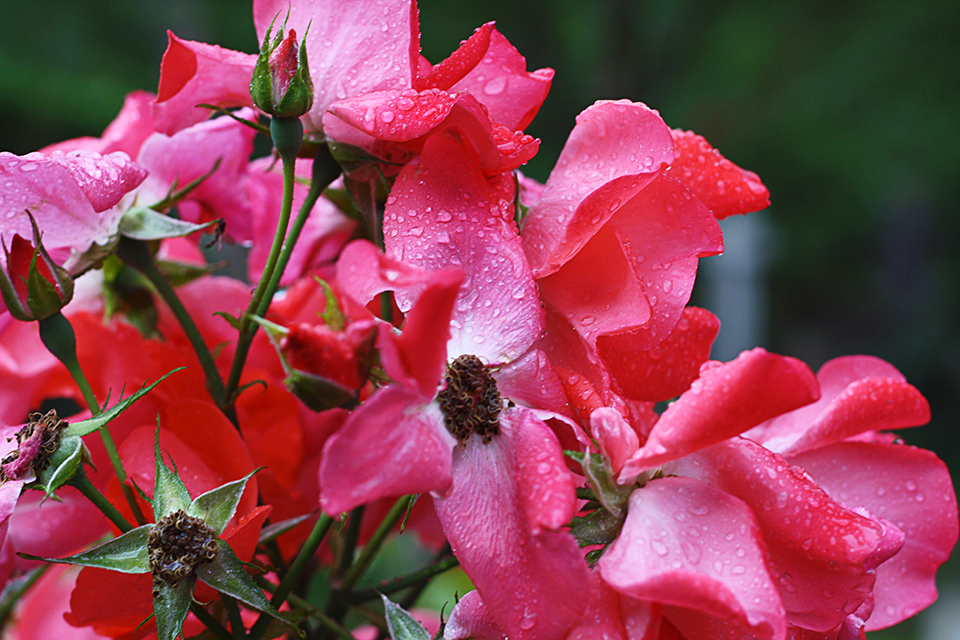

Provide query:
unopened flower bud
left=250, top=21, right=314, bottom=118
left=0, top=216, right=74, bottom=321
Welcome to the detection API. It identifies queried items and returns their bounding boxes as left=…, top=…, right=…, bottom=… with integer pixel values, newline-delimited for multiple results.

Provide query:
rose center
left=147, top=510, right=218, bottom=595
left=437, top=354, right=502, bottom=444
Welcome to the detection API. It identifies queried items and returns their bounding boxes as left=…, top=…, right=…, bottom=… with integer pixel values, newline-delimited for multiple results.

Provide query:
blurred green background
left=2, top=0, right=958, bottom=637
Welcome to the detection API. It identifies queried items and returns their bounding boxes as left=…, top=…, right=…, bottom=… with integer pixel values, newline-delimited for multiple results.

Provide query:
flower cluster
left=0, top=1, right=954, bottom=640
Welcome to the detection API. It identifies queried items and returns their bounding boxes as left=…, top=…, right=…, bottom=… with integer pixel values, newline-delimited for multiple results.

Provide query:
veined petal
left=434, top=407, right=587, bottom=639
left=790, top=442, right=958, bottom=630
left=522, top=100, right=675, bottom=277
left=385, top=130, right=543, bottom=364
left=599, top=476, right=787, bottom=640
left=319, top=385, right=455, bottom=515
left=670, top=439, right=890, bottom=632
left=450, top=27, right=554, bottom=131
left=620, top=348, right=819, bottom=475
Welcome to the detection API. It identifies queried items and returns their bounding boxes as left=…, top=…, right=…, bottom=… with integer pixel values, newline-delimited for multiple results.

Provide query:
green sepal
left=197, top=540, right=286, bottom=623
left=33, top=434, right=84, bottom=497
left=382, top=594, right=431, bottom=640
left=65, top=369, right=184, bottom=438
left=148, top=159, right=222, bottom=213
left=582, top=451, right=632, bottom=519
left=22, top=524, right=152, bottom=573
left=26, top=250, right=70, bottom=319
left=283, top=369, right=357, bottom=412
left=154, top=574, right=195, bottom=640
left=569, top=508, right=624, bottom=549
left=316, top=278, right=345, bottom=331
left=152, top=429, right=192, bottom=519
left=119, top=206, right=219, bottom=241
left=156, top=258, right=219, bottom=288
left=187, top=468, right=262, bottom=536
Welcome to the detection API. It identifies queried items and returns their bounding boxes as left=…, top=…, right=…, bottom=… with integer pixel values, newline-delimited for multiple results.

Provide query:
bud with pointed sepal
left=250, top=16, right=314, bottom=119
left=0, top=215, right=74, bottom=321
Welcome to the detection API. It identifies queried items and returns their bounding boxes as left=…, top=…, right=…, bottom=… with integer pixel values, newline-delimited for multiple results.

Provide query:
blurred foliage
left=2, top=0, right=959, bottom=635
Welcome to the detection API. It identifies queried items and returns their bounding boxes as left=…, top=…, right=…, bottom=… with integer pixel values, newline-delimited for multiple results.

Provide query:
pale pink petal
left=0, top=151, right=145, bottom=270
left=319, top=385, right=455, bottom=515
left=434, top=408, right=588, bottom=639
left=450, top=27, right=554, bottom=131
left=246, top=158, right=356, bottom=285
left=384, top=130, right=543, bottom=364
left=620, top=348, right=819, bottom=475
left=254, top=0, right=418, bottom=134
left=790, top=442, right=958, bottom=630
left=152, top=32, right=257, bottom=135
left=599, top=476, right=787, bottom=640
left=522, top=100, right=675, bottom=277
left=135, top=110, right=256, bottom=238
left=493, top=348, right=573, bottom=420
left=670, top=439, right=889, bottom=632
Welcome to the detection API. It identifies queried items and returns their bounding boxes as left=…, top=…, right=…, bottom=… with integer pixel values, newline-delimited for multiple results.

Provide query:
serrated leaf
left=66, top=369, right=184, bottom=437
left=153, top=429, right=192, bottom=519
left=24, top=524, right=152, bottom=573
left=187, top=469, right=261, bottom=535
left=197, top=540, right=284, bottom=621
left=382, top=594, right=431, bottom=640
left=34, top=434, right=83, bottom=497
left=154, top=575, right=195, bottom=640
left=119, top=206, right=218, bottom=240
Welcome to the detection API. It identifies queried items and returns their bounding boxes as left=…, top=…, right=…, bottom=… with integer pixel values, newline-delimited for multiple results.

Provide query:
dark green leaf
left=34, top=434, right=83, bottom=497
left=197, top=540, right=284, bottom=621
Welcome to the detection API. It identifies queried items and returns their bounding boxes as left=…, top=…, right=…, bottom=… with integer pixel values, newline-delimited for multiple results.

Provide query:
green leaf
left=24, top=524, right=152, bottom=573
left=382, top=594, right=431, bottom=640
left=187, top=469, right=261, bottom=536
left=152, top=428, right=192, bottom=519
left=119, top=206, right=218, bottom=240
left=197, top=540, right=286, bottom=622
left=153, top=575, right=195, bottom=640
left=34, top=434, right=83, bottom=497
left=582, top=452, right=632, bottom=519
left=66, top=369, right=184, bottom=437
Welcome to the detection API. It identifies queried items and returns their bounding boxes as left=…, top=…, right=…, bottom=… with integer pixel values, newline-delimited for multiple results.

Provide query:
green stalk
left=247, top=513, right=335, bottom=640
left=0, top=565, right=48, bottom=627
left=339, top=497, right=410, bottom=593
left=223, top=143, right=340, bottom=411
left=116, top=238, right=228, bottom=420
left=69, top=467, right=133, bottom=533
left=39, top=312, right=145, bottom=525
left=344, top=553, right=459, bottom=604
left=255, top=578, right=356, bottom=640
left=220, top=594, right=245, bottom=639
left=190, top=601, right=233, bottom=640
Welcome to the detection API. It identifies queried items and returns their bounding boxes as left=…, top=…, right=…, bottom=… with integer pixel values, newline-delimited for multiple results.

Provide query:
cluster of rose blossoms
left=0, top=1, right=955, bottom=640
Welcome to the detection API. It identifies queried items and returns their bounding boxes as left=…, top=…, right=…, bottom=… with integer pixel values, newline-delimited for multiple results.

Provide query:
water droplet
left=380, top=110, right=395, bottom=123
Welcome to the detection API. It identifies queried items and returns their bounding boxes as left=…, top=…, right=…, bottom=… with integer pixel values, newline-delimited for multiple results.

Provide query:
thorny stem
left=69, top=467, right=133, bottom=533
left=223, top=143, right=340, bottom=413
left=339, top=497, right=412, bottom=593
left=255, top=577, right=356, bottom=640
left=190, top=601, right=233, bottom=640
left=116, top=237, right=230, bottom=424
left=39, top=312, right=145, bottom=525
